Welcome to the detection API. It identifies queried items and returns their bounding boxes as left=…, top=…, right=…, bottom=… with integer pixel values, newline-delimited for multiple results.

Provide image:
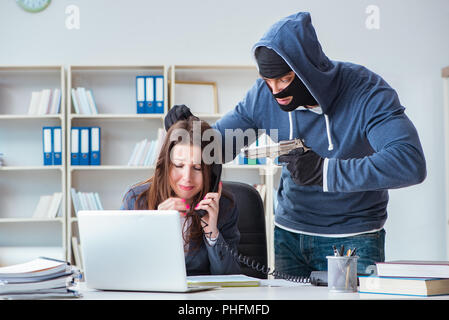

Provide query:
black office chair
left=222, top=181, right=268, bottom=279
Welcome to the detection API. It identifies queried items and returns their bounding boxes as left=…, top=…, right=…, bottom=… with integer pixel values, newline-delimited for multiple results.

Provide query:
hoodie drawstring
left=288, top=111, right=334, bottom=151
left=324, top=114, right=334, bottom=151
left=288, top=112, right=294, bottom=140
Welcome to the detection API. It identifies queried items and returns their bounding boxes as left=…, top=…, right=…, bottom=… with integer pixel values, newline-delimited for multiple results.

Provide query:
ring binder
left=42, top=127, right=53, bottom=166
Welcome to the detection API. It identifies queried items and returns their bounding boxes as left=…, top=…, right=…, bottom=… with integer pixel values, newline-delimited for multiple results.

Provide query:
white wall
left=1, top=0, right=448, bottom=260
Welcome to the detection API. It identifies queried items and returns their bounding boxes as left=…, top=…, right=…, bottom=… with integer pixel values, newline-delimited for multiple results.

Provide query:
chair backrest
left=222, top=181, right=268, bottom=279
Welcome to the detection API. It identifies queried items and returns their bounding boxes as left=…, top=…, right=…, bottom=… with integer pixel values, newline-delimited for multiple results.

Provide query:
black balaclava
left=255, top=46, right=318, bottom=112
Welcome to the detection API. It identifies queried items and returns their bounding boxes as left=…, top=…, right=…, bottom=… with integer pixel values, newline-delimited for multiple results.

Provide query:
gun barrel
left=242, top=138, right=308, bottom=159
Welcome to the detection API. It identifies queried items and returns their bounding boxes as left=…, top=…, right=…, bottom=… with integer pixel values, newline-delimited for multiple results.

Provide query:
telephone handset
left=194, top=164, right=326, bottom=284
left=194, top=163, right=222, bottom=218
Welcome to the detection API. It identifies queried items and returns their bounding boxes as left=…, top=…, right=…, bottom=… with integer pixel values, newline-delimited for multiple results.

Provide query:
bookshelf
left=0, top=66, right=66, bottom=266
left=0, top=64, right=279, bottom=273
left=66, top=65, right=167, bottom=267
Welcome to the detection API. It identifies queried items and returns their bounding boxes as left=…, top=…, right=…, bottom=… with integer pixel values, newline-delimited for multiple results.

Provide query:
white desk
left=74, top=280, right=449, bottom=300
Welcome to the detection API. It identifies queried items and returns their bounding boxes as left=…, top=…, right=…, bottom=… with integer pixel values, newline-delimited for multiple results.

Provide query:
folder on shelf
left=42, top=127, right=53, bottom=166
left=136, top=76, right=145, bottom=114
left=52, top=127, right=62, bottom=165
left=145, top=76, right=155, bottom=113
left=154, top=75, right=164, bottom=114
left=71, top=127, right=80, bottom=165
left=90, top=127, right=101, bottom=165
left=79, top=127, right=90, bottom=165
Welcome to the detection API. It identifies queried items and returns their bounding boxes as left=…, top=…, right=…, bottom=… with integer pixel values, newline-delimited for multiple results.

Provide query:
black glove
left=164, top=104, right=198, bottom=131
left=278, top=148, right=324, bottom=187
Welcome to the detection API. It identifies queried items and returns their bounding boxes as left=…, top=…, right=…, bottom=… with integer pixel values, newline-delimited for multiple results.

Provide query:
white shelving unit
left=0, top=66, right=66, bottom=266
left=66, top=65, right=167, bottom=267
left=1, top=64, right=280, bottom=272
left=442, top=66, right=449, bottom=259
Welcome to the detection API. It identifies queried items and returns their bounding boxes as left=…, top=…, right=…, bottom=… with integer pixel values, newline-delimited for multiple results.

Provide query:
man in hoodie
left=165, top=12, right=426, bottom=277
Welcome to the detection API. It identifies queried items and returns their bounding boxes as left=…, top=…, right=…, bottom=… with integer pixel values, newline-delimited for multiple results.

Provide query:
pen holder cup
left=326, top=256, right=358, bottom=293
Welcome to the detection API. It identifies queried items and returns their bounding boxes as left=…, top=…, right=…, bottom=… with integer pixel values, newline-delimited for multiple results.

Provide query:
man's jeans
left=274, top=226, right=385, bottom=277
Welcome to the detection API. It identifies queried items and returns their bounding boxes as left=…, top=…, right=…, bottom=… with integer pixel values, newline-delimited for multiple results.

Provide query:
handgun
left=241, top=138, right=310, bottom=160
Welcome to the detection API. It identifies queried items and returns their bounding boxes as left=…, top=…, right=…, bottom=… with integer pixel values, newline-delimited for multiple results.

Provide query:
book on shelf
left=376, top=260, right=449, bottom=278
left=127, top=128, right=165, bottom=166
left=71, top=188, right=104, bottom=217
left=359, top=275, right=449, bottom=297
left=0, top=257, right=81, bottom=300
left=71, top=87, right=98, bottom=114
left=32, top=192, right=63, bottom=219
left=28, top=88, right=61, bottom=115
left=186, top=274, right=261, bottom=287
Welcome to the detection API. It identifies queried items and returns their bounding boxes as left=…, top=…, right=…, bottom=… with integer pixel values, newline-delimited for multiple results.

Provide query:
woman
left=120, top=117, right=241, bottom=276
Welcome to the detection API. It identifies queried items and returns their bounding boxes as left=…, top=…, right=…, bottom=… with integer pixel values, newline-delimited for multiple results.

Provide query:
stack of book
left=71, top=188, right=104, bottom=217
left=359, top=260, right=449, bottom=297
left=71, top=87, right=99, bottom=114
left=0, top=257, right=81, bottom=300
left=28, top=89, right=61, bottom=115
left=32, top=192, right=63, bottom=219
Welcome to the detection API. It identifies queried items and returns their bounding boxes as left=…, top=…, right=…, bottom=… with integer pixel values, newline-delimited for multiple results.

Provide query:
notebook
left=77, top=210, right=214, bottom=292
left=187, top=274, right=261, bottom=287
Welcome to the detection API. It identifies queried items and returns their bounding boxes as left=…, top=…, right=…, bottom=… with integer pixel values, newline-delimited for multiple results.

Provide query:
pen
left=339, top=245, right=345, bottom=257
left=332, top=245, right=339, bottom=256
left=346, top=249, right=351, bottom=256
left=350, top=248, right=357, bottom=256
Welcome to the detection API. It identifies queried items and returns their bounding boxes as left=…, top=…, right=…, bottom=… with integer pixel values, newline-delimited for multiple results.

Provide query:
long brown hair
left=133, top=117, right=223, bottom=251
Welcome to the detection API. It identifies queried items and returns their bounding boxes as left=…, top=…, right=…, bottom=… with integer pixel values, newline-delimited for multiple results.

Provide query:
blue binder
left=42, top=126, right=53, bottom=165
left=52, top=126, right=62, bottom=165
left=79, top=127, right=90, bottom=165
left=136, top=76, right=145, bottom=114
left=71, top=127, right=80, bottom=165
left=90, top=127, right=101, bottom=165
left=154, top=75, right=164, bottom=114
left=145, top=76, right=155, bottom=113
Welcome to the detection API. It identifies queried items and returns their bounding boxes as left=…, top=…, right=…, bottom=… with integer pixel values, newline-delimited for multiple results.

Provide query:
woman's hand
left=157, top=197, right=189, bottom=215
left=195, top=182, right=222, bottom=239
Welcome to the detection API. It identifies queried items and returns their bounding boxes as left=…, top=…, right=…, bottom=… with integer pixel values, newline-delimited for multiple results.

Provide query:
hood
left=252, top=12, right=340, bottom=114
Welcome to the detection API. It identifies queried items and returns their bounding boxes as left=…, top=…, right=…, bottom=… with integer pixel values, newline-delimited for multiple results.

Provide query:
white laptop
left=77, top=210, right=214, bottom=293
